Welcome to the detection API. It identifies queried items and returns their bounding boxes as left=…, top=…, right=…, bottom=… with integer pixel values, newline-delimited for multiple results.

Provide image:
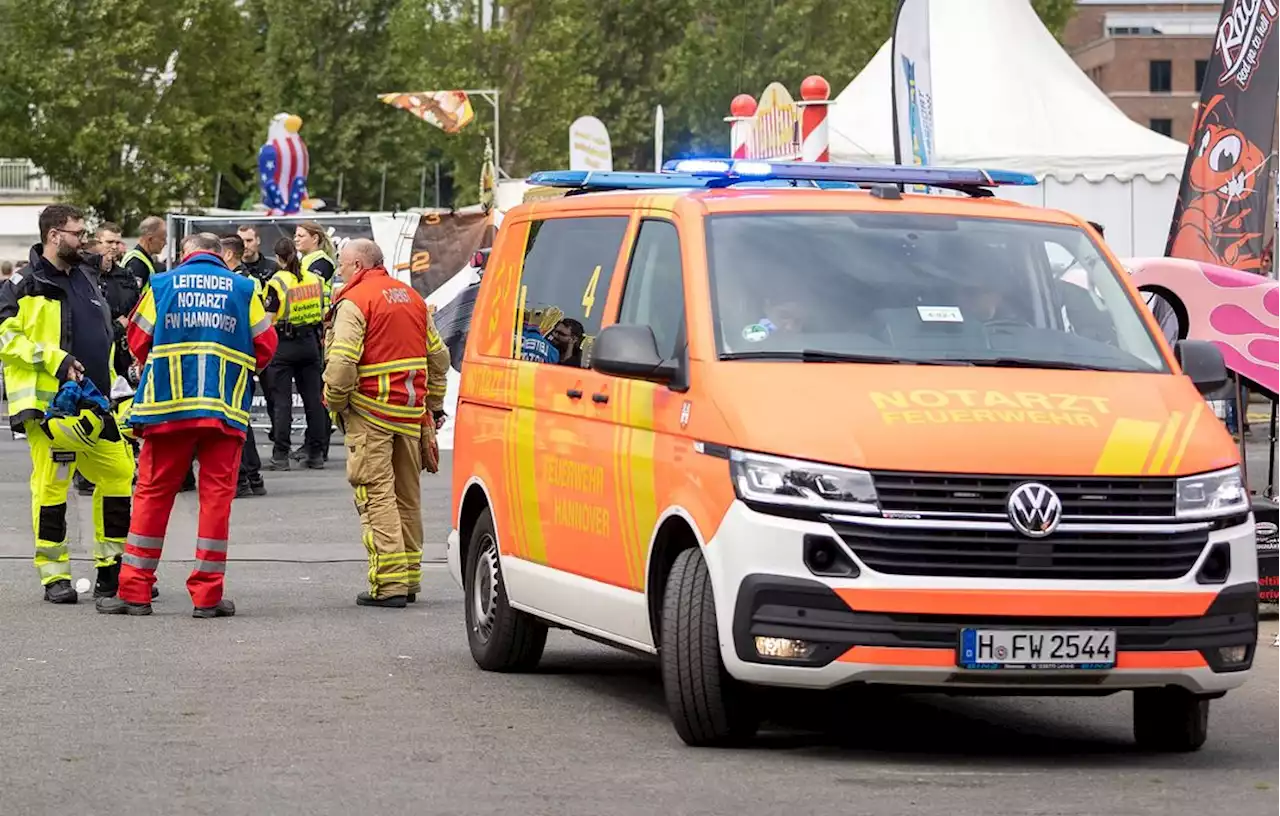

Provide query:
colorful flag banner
left=891, top=0, right=936, bottom=194
left=379, top=91, right=476, bottom=133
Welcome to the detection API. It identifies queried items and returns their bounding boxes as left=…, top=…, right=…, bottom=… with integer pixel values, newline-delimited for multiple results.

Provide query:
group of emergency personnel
left=0, top=205, right=448, bottom=614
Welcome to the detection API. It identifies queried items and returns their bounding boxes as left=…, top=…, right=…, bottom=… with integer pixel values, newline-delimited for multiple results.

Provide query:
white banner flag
left=891, top=0, right=936, bottom=192
left=569, top=116, right=613, bottom=171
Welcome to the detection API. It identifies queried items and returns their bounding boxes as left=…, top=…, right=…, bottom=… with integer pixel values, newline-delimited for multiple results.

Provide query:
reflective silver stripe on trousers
left=193, top=560, right=227, bottom=574
left=35, top=544, right=68, bottom=559
left=123, top=553, right=160, bottom=570
left=127, top=533, right=164, bottom=549
left=196, top=537, right=228, bottom=554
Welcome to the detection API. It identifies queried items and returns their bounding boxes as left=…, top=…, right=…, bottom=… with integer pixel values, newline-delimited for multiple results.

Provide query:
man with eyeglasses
left=0, top=204, right=137, bottom=604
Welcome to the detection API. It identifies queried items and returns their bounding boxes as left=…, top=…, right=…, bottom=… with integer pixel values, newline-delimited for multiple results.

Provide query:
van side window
left=618, top=220, right=685, bottom=360
left=516, top=216, right=628, bottom=367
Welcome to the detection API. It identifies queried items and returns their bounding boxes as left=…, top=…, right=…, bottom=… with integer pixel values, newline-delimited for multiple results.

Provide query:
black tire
left=660, top=547, right=759, bottom=746
left=1133, top=688, right=1210, bottom=752
left=463, top=508, right=547, bottom=672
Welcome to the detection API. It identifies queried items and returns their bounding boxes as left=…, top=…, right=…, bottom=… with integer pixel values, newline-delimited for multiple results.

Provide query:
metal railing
left=0, top=159, right=64, bottom=194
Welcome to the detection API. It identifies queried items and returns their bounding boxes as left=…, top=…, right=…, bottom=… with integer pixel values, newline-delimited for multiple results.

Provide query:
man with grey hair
left=324, top=238, right=449, bottom=607
left=123, top=215, right=168, bottom=289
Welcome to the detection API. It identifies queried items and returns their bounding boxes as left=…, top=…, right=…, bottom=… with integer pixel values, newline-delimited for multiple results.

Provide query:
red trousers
left=119, top=427, right=243, bottom=607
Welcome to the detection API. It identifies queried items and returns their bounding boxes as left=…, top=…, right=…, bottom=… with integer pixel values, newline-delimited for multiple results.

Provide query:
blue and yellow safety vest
left=130, top=255, right=269, bottom=433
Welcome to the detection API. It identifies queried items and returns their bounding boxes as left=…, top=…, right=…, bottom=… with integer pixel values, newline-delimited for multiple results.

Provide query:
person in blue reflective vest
left=96, top=233, right=277, bottom=618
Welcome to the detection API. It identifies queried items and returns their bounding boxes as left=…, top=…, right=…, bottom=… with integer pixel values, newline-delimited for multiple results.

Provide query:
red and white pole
left=726, top=94, right=757, bottom=159
left=797, top=75, right=831, bottom=163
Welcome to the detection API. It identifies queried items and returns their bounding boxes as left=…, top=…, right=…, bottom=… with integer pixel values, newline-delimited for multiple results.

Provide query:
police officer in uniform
left=122, top=216, right=167, bottom=290
left=220, top=235, right=268, bottom=497
left=263, top=237, right=327, bottom=470
left=292, top=221, right=337, bottom=463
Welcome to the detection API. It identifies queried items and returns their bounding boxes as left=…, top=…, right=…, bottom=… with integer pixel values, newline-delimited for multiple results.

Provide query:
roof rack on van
left=526, top=160, right=1038, bottom=198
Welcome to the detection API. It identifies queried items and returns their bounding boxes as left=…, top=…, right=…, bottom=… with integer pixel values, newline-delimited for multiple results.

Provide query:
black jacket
left=0, top=245, right=115, bottom=402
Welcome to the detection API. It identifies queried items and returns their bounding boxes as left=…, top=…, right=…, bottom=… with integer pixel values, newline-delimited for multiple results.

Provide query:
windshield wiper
left=720, top=350, right=973, bottom=366
left=955, top=356, right=1114, bottom=371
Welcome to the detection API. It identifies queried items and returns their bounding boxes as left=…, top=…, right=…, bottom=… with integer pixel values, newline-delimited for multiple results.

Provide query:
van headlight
left=1176, top=467, right=1249, bottom=519
left=730, top=450, right=879, bottom=514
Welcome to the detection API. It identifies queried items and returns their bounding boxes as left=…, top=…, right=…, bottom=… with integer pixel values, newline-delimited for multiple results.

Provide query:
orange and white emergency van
left=447, top=160, right=1257, bottom=750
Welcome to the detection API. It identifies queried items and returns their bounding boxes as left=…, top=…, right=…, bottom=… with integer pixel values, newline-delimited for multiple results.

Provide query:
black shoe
left=407, top=592, right=417, bottom=603
left=193, top=599, right=236, bottom=618
left=236, top=482, right=253, bottom=499
left=152, top=586, right=159, bottom=600
left=250, top=479, right=267, bottom=496
left=356, top=592, right=407, bottom=608
left=93, top=561, right=121, bottom=599
left=289, top=446, right=307, bottom=462
left=43, top=579, right=78, bottom=604
left=264, top=457, right=290, bottom=472
left=95, top=596, right=152, bottom=615
left=305, top=456, right=324, bottom=470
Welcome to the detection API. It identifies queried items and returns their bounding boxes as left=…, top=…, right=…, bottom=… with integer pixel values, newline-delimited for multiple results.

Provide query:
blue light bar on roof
left=527, top=170, right=710, bottom=190
left=661, top=159, right=1038, bottom=188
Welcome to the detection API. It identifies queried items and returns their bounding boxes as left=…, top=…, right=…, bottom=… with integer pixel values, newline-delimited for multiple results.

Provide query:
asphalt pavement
left=0, top=430, right=1275, bottom=816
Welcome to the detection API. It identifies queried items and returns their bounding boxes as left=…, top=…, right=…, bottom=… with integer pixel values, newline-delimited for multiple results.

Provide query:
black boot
left=249, top=476, right=267, bottom=496
left=193, top=599, right=236, bottom=618
left=95, top=596, right=153, bottom=616
left=43, top=579, right=78, bottom=604
left=236, top=480, right=253, bottom=499
left=356, top=592, right=407, bottom=608
left=407, top=593, right=417, bottom=603
left=289, top=446, right=307, bottom=462
left=264, top=456, right=290, bottom=472
left=305, top=456, right=324, bottom=470
left=93, top=561, right=122, bottom=599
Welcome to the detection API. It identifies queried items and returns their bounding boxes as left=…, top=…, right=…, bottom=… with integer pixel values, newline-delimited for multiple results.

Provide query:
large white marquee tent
left=828, top=0, right=1189, bottom=257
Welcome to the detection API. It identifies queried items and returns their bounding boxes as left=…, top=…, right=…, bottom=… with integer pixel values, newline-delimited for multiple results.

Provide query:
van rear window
left=705, top=212, right=1167, bottom=373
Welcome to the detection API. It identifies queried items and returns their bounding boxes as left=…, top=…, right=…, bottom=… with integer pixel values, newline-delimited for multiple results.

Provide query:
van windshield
left=705, top=212, right=1169, bottom=373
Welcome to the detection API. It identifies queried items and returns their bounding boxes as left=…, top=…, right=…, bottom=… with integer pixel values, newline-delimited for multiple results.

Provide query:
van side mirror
left=1175, top=339, right=1228, bottom=396
left=470, top=248, right=490, bottom=271
left=591, top=324, right=677, bottom=383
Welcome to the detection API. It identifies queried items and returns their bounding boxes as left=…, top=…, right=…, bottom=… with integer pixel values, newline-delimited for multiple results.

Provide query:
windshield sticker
left=742, top=323, right=770, bottom=342
left=869, top=389, right=1112, bottom=428
left=917, top=306, right=964, bottom=323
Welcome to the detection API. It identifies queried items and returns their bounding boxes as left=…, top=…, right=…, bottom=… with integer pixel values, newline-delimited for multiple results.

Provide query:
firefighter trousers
left=23, top=417, right=133, bottom=585
left=342, top=412, right=423, bottom=598
left=118, top=427, right=243, bottom=608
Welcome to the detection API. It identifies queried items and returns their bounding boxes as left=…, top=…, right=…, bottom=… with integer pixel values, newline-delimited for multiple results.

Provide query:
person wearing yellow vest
left=294, top=221, right=337, bottom=463
left=323, top=239, right=449, bottom=607
left=122, top=215, right=167, bottom=290
left=0, top=204, right=137, bottom=603
left=262, top=237, right=328, bottom=470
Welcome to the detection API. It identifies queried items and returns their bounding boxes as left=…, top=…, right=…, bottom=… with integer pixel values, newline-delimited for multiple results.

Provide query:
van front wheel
left=660, top=547, right=759, bottom=746
left=463, top=509, right=547, bottom=672
left=1133, top=688, right=1209, bottom=752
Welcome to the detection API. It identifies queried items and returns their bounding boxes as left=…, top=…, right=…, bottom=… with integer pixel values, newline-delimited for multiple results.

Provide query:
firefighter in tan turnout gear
left=323, top=239, right=449, bottom=608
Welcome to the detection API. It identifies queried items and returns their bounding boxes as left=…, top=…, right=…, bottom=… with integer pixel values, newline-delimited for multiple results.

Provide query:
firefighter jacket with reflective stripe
left=129, top=252, right=274, bottom=434
left=323, top=266, right=449, bottom=437
left=0, top=246, right=110, bottom=428
left=267, top=266, right=326, bottom=327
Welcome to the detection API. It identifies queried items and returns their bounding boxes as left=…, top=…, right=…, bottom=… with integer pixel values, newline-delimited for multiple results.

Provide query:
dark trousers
left=267, top=332, right=326, bottom=461
left=239, top=382, right=262, bottom=483
left=259, top=369, right=277, bottom=443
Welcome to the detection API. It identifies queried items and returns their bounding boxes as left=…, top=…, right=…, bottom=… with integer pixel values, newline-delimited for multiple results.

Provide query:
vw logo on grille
left=1007, top=482, right=1063, bottom=538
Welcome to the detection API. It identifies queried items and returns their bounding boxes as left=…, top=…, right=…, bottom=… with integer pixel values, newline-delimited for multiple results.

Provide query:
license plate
left=958, top=629, right=1116, bottom=670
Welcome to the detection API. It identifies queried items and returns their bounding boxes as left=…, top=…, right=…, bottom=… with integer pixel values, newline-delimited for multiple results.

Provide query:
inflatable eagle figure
left=257, top=112, right=322, bottom=214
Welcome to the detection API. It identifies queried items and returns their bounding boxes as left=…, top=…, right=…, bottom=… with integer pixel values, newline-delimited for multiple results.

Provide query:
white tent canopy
left=829, top=0, right=1189, bottom=255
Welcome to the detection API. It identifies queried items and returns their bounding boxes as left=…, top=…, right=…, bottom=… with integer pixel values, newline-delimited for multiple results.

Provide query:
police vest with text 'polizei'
left=130, top=253, right=265, bottom=433
left=269, top=266, right=326, bottom=328
left=329, top=266, right=431, bottom=436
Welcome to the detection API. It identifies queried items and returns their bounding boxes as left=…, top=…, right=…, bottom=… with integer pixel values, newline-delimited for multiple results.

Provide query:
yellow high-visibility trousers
left=342, top=412, right=423, bottom=598
left=24, top=415, right=134, bottom=585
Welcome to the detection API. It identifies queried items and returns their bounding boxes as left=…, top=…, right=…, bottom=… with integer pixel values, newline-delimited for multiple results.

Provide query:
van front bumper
left=703, top=501, right=1258, bottom=695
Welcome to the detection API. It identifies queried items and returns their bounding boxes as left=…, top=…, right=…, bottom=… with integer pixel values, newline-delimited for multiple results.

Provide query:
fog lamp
left=1217, top=645, right=1249, bottom=666
left=754, top=636, right=815, bottom=660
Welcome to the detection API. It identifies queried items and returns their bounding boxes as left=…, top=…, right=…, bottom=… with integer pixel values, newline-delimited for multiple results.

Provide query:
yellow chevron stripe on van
left=1165, top=401, right=1204, bottom=474
left=1145, top=411, right=1183, bottom=474
left=1093, top=418, right=1163, bottom=475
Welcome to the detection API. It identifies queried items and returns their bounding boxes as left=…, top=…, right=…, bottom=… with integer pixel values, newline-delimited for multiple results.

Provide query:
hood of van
left=705, top=362, right=1238, bottom=477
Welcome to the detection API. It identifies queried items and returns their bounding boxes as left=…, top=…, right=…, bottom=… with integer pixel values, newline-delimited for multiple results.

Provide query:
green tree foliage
left=0, top=0, right=1077, bottom=218
left=0, top=0, right=260, bottom=230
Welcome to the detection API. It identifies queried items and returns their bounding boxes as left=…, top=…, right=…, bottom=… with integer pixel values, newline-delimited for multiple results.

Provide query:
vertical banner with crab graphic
left=1165, top=0, right=1278, bottom=273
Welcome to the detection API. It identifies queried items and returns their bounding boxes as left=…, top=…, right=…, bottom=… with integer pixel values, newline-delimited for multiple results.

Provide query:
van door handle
left=566, top=388, right=583, bottom=399
left=592, top=393, right=609, bottom=404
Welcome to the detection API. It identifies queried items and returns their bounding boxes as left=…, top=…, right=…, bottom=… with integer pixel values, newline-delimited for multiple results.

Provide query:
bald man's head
left=341, top=238, right=384, bottom=271
left=138, top=215, right=168, bottom=254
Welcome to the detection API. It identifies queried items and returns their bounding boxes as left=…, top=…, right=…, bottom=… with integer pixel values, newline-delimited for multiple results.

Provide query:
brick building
left=1065, top=0, right=1222, bottom=144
